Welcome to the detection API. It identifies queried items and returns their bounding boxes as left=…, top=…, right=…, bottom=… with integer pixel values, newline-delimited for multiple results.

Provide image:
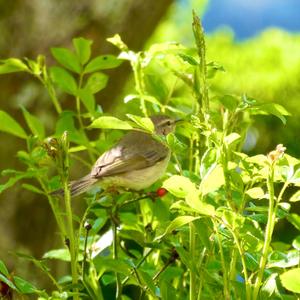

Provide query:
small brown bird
left=54, top=115, right=177, bottom=197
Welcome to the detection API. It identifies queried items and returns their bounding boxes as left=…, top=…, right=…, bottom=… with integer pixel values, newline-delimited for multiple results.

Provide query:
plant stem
left=252, top=164, right=275, bottom=300
left=38, top=178, right=67, bottom=239
left=213, top=220, right=230, bottom=300
left=132, top=53, right=148, bottom=117
left=189, top=222, right=197, bottom=300
left=112, top=212, right=122, bottom=299
left=64, top=180, right=79, bottom=300
left=196, top=247, right=207, bottom=300
left=122, top=248, right=155, bottom=285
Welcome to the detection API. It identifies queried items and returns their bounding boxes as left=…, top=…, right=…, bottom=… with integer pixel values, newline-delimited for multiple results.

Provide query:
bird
left=53, top=115, right=177, bottom=197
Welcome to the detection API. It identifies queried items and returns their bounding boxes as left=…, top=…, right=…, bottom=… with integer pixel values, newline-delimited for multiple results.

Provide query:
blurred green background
left=1, top=0, right=300, bottom=290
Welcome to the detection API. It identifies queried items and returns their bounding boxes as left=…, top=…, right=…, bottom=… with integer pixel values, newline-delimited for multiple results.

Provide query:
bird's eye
left=166, top=121, right=171, bottom=126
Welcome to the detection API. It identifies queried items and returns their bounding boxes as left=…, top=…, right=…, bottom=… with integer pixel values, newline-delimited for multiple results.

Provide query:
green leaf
left=0, top=171, right=36, bottom=194
left=268, top=250, right=300, bottom=268
left=0, top=260, right=9, bottom=276
left=89, top=116, right=133, bottom=130
left=163, top=175, right=195, bottom=198
left=287, top=214, right=300, bottom=231
left=50, top=66, right=77, bottom=95
left=73, top=37, right=92, bottom=65
left=21, top=106, right=45, bottom=139
left=185, top=191, right=215, bottom=215
left=261, top=273, right=278, bottom=298
left=0, top=110, right=27, bottom=139
left=178, top=53, right=198, bottom=65
left=51, top=47, right=81, bottom=73
left=280, top=268, right=300, bottom=293
left=144, top=74, right=169, bottom=101
left=43, top=249, right=71, bottom=261
left=124, top=94, right=161, bottom=106
left=136, top=270, right=156, bottom=296
left=78, top=88, right=96, bottom=115
left=246, top=187, right=265, bottom=199
left=85, top=72, right=108, bottom=94
left=218, top=95, right=239, bottom=111
left=225, top=133, right=241, bottom=146
left=22, top=184, right=44, bottom=195
left=290, top=168, right=300, bottom=184
left=292, top=236, right=300, bottom=251
left=207, top=61, right=225, bottom=78
left=0, top=273, right=17, bottom=290
left=200, top=148, right=217, bottom=179
left=199, top=164, right=225, bottom=195
left=0, top=58, right=29, bottom=74
left=84, top=55, right=122, bottom=73
left=93, top=257, right=131, bottom=276
left=156, top=216, right=200, bottom=240
left=126, top=114, right=154, bottom=133
left=13, top=276, right=37, bottom=294
left=43, top=249, right=83, bottom=262
left=289, top=190, right=300, bottom=202
left=250, top=103, right=290, bottom=124
left=106, top=34, right=128, bottom=51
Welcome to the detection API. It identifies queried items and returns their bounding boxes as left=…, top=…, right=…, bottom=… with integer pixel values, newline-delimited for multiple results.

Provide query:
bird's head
left=150, top=115, right=178, bottom=136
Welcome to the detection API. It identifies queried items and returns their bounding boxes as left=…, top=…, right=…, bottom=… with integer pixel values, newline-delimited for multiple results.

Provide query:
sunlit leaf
left=225, top=133, right=241, bottom=146
left=156, top=216, right=200, bottom=240
left=250, top=103, right=290, bottom=124
left=163, top=175, right=195, bottom=198
left=199, top=164, right=225, bottom=195
left=126, top=114, right=154, bottom=133
left=200, top=148, right=217, bottom=179
left=218, top=95, right=239, bottom=111
left=178, top=53, right=198, bottom=65
left=106, top=34, right=128, bottom=51
left=289, top=190, right=300, bottom=202
left=268, top=250, right=299, bottom=268
left=287, top=214, right=300, bottom=231
left=0, top=58, right=28, bottom=74
left=124, top=94, right=161, bottom=106
left=246, top=187, right=265, bottom=199
left=280, top=268, right=300, bottom=293
left=292, top=236, right=300, bottom=251
left=185, top=191, right=215, bottom=215
left=89, top=116, right=132, bottom=130
left=261, top=273, right=278, bottom=298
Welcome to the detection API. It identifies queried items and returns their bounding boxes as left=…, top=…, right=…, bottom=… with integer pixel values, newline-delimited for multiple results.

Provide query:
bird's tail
left=51, top=175, right=98, bottom=197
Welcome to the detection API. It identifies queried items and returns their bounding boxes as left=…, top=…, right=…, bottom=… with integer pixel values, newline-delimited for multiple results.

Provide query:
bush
left=0, top=13, right=299, bottom=300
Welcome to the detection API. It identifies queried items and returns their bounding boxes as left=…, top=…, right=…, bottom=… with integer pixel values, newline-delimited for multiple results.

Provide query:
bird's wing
left=91, top=132, right=169, bottom=178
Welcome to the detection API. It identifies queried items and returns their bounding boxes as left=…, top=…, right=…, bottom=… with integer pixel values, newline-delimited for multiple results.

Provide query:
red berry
left=156, top=187, right=168, bottom=197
